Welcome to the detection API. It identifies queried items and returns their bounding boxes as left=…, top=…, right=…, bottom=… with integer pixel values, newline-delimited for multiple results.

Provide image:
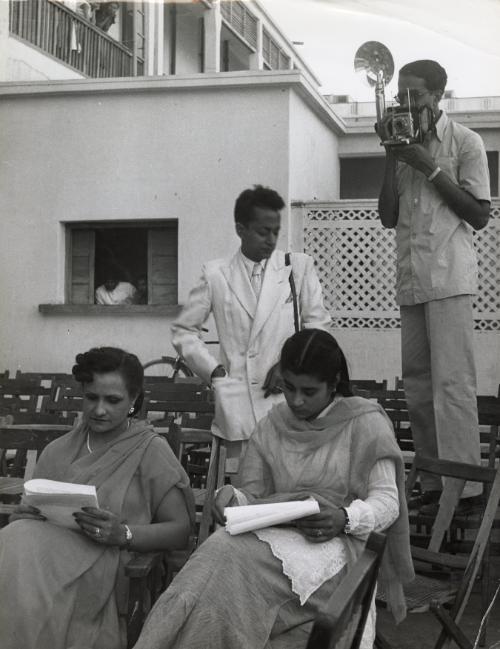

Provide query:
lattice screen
left=300, top=200, right=500, bottom=330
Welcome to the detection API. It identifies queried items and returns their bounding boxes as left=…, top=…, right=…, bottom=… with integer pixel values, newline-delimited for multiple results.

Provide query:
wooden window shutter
left=70, top=229, right=95, bottom=304
left=148, top=227, right=178, bottom=305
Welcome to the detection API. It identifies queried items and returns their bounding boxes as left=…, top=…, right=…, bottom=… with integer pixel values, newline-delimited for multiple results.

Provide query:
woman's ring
left=314, top=529, right=322, bottom=537
left=94, top=527, right=101, bottom=537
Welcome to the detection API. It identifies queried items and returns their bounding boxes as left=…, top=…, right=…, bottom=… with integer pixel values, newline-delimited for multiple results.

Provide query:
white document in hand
left=23, top=479, right=99, bottom=530
left=224, top=497, right=320, bottom=535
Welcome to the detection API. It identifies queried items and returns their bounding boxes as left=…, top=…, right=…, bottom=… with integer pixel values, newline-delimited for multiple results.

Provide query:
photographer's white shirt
left=394, top=110, right=491, bottom=305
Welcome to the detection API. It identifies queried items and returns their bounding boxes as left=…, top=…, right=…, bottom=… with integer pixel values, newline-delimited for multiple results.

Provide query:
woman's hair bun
left=72, top=347, right=144, bottom=413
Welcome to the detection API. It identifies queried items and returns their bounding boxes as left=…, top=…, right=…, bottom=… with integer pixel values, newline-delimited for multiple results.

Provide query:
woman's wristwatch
left=339, top=507, right=351, bottom=534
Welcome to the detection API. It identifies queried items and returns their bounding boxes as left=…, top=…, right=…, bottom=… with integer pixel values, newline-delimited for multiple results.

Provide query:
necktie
left=251, top=262, right=262, bottom=297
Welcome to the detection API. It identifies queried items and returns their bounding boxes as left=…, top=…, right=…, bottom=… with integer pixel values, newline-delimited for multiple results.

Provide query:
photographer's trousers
left=400, top=295, right=482, bottom=497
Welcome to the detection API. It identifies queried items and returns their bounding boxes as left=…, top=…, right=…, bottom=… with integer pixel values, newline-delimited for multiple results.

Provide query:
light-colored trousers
left=400, top=295, right=482, bottom=497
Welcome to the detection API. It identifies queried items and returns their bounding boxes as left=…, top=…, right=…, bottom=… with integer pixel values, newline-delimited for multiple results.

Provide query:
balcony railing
left=330, top=96, right=500, bottom=118
left=9, top=0, right=143, bottom=78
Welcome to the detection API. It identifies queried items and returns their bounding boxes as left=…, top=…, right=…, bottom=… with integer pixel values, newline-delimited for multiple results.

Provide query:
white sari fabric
left=133, top=397, right=414, bottom=649
left=238, top=397, right=414, bottom=622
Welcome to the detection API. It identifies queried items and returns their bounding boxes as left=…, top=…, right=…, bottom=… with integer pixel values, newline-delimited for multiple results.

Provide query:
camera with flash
left=383, top=91, right=434, bottom=146
left=354, top=42, right=434, bottom=147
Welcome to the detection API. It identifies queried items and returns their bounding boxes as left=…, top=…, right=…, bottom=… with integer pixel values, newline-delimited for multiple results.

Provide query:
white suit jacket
left=171, top=249, right=331, bottom=441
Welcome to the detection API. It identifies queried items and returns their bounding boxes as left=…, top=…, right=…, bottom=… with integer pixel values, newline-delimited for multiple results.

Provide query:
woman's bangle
left=121, top=524, right=133, bottom=549
left=427, top=166, right=441, bottom=182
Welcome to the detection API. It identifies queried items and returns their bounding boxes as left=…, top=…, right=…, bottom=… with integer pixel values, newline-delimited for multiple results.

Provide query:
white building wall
left=4, top=37, right=85, bottom=82
left=333, top=329, right=499, bottom=395
left=0, top=74, right=337, bottom=374
left=288, top=90, right=341, bottom=249
left=289, top=92, right=340, bottom=203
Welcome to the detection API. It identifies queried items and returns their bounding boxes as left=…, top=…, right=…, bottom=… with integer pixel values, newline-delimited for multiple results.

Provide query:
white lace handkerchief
left=254, top=527, right=348, bottom=604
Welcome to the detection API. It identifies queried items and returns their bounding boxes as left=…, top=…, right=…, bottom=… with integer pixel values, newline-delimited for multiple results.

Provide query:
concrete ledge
left=38, top=304, right=182, bottom=316
left=0, top=70, right=347, bottom=135
left=0, top=69, right=309, bottom=96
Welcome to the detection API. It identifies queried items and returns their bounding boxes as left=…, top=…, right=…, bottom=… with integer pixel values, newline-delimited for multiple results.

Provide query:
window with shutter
left=65, top=221, right=178, bottom=308
left=69, top=229, right=95, bottom=304
left=148, top=227, right=178, bottom=305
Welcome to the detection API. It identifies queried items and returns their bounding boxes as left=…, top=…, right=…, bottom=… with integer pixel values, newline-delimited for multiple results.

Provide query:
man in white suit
left=171, top=185, right=331, bottom=450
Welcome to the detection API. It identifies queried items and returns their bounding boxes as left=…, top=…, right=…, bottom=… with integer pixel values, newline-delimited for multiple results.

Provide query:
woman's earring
left=128, top=407, right=135, bottom=415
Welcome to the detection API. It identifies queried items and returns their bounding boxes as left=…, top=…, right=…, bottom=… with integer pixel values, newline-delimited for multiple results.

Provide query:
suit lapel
left=251, top=250, right=292, bottom=340
left=221, top=252, right=256, bottom=319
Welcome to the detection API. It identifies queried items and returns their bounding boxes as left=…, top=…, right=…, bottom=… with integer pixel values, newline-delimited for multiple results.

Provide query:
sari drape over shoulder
left=239, top=397, right=414, bottom=621
left=0, top=419, right=194, bottom=649
left=133, top=397, right=414, bottom=649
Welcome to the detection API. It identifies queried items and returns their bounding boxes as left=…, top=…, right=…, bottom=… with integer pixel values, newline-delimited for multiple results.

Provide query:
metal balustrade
left=9, top=0, right=141, bottom=78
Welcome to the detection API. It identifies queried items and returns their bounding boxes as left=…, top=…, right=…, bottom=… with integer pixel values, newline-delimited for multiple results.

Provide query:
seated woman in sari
left=0, top=347, right=194, bottom=649
left=133, top=329, right=414, bottom=649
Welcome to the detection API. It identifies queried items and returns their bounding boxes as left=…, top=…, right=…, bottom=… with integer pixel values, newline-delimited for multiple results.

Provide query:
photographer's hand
left=391, top=144, right=437, bottom=177
left=374, top=114, right=393, bottom=147
left=392, top=144, right=489, bottom=230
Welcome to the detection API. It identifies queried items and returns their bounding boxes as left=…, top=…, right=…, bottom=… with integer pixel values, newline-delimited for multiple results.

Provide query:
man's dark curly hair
left=72, top=347, right=144, bottom=416
left=234, top=185, right=285, bottom=226
left=399, top=60, right=447, bottom=93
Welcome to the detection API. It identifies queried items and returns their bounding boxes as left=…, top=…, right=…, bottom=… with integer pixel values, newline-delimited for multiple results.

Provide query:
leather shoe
left=408, top=490, right=441, bottom=511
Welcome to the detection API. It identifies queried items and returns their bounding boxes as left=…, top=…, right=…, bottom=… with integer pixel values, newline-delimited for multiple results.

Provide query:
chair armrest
left=410, top=545, right=468, bottom=570
left=125, top=552, right=165, bottom=648
left=124, top=551, right=163, bottom=579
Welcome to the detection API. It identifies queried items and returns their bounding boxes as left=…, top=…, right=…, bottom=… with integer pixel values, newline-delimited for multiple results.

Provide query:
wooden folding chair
left=351, top=379, right=388, bottom=397
left=140, top=383, right=214, bottom=423
left=125, top=551, right=166, bottom=649
left=477, top=395, right=500, bottom=468
left=0, top=424, right=72, bottom=518
left=1, top=411, right=79, bottom=425
left=375, top=390, right=414, bottom=474
left=167, top=421, right=225, bottom=546
left=376, top=456, right=500, bottom=649
left=0, top=379, right=54, bottom=417
left=306, top=532, right=387, bottom=649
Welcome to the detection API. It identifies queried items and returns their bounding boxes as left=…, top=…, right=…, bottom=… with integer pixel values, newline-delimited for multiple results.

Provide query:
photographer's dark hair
left=280, top=329, right=352, bottom=397
left=399, top=60, right=447, bottom=92
left=234, top=185, right=285, bottom=226
left=72, top=347, right=144, bottom=416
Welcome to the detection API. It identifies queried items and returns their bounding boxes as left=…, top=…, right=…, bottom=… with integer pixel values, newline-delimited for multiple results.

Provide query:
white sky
left=260, top=0, right=500, bottom=101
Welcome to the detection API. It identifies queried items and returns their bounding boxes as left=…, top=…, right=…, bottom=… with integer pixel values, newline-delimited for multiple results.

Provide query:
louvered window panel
left=262, top=28, right=289, bottom=70
left=220, top=1, right=257, bottom=49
